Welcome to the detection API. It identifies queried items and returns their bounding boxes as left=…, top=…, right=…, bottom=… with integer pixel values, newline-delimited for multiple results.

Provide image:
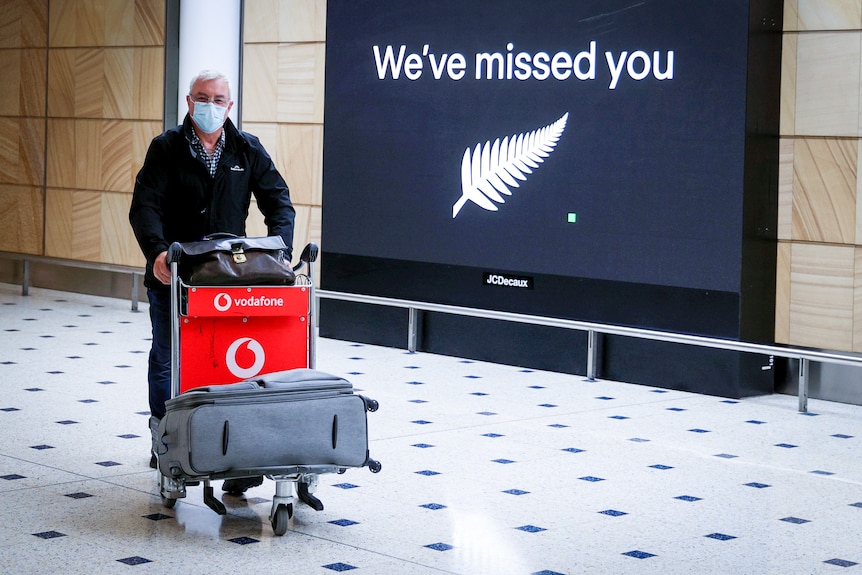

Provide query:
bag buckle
left=231, top=244, right=247, bottom=264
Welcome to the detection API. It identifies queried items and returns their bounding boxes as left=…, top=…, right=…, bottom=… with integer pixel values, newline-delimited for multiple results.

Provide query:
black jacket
left=129, top=116, right=295, bottom=289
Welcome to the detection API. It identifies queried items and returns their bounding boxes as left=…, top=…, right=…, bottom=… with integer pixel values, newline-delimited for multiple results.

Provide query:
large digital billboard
left=322, top=0, right=779, bottom=345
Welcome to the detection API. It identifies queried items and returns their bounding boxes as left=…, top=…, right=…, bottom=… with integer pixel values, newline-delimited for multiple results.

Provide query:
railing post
left=586, top=329, right=598, bottom=381
left=22, top=259, right=30, bottom=296
left=131, top=272, right=140, bottom=312
left=798, top=357, right=809, bottom=413
left=407, top=307, right=418, bottom=353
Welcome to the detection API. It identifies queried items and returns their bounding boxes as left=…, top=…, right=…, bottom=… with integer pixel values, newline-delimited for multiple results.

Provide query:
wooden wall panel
left=46, top=0, right=76, bottom=47
left=48, top=47, right=164, bottom=120
left=0, top=0, right=48, bottom=49
left=101, top=191, right=144, bottom=266
left=793, top=32, right=860, bottom=137
left=47, top=119, right=161, bottom=193
left=791, top=138, right=857, bottom=243
left=784, top=0, right=799, bottom=31
left=775, top=241, right=792, bottom=344
left=133, top=46, right=163, bottom=119
left=780, top=4, right=862, bottom=352
left=75, top=120, right=101, bottom=190
left=0, top=51, right=19, bottom=116
left=49, top=0, right=164, bottom=47
left=19, top=48, right=47, bottom=116
left=45, top=48, right=74, bottom=117
left=244, top=0, right=326, bottom=43
left=0, top=49, right=47, bottom=117
left=789, top=243, right=855, bottom=350
left=44, top=188, right=101, bottom=260
left=244, top=43, right=325, bottom=124
left=100, top=120, right=134, bottom=191
left=0, top=0, right=164, bottom=266
left=243, top=122, right=322, bottom=206
left=243, top=0, right=280, bottom=42
left=277, top=42, right=325, bottom=124
left=45, top=118, right=75, bottom=188
left=242, top=44, right=279, bottom=122
left=103, top=0, right=135, bottom=46
left=73, top=0, right=105, bottom=48
left=791, top=0, right=862, bottom=31
left=0, top=184, right=42, bottom=254
left=45, top=188, right=144, bottom=265
left=134, top=0, right=165, bottom=46
left=277, top=124, right=322, bottom=206
left=777, top=138, right=794, bottom=240
left=780, top=34, right=796, bottom=136
left=104, top=49, right=134, bottom=118
left=74, top=49, right=104, bottom=118
left=0, top=117, right=45, bottom=186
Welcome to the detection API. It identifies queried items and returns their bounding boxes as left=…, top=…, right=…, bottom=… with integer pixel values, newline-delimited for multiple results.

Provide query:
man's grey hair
left=188, top=70, right=231, bottom=99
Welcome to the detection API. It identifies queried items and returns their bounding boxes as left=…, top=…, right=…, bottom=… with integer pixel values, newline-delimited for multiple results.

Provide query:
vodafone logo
left=211, top=292, right=284, bottom=312
left=213, top=292, right=232, bottom=312
left=225, top=337, right=266, bottom=379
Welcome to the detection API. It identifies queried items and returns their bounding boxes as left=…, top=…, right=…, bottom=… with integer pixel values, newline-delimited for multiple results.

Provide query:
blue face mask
left=191, top=101, right=228, bottom=134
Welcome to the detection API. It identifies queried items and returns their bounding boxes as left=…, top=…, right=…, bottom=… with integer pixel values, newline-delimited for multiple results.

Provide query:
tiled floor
left=1, top=281, right=861, bottom=574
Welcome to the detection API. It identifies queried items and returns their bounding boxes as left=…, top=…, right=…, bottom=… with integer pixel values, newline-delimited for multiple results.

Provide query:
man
left=130, top=70, right=295, bottom=494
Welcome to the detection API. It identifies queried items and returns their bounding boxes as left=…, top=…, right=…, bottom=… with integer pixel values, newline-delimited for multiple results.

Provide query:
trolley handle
left=292, top=243, right=319, bottom=272
left=167, top=242, right=184, bottom=265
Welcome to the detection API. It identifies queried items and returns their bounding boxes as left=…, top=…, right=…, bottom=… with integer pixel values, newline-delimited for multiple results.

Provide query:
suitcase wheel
left=368, top=458, right=382, bottom=473
left=362, top=396, right=379, bottom=412
left=271, top=503, right=293, bottom=536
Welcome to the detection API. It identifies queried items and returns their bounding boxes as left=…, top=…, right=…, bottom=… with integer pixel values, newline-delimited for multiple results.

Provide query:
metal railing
left=0, top=252, right=144, bottom=311
left=4, top=249, right=860, bottom=414
left=316, top=289, right=862, bottom=413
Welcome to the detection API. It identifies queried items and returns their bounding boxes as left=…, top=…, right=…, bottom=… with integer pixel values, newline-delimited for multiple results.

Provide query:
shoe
left=222, top=476, right=264, bottom=495
left=148, top=416, right=161, bottom=470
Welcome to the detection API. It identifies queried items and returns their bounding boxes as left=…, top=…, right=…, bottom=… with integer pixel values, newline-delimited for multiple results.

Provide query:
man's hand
left=153, top=251, right=170, bottom=285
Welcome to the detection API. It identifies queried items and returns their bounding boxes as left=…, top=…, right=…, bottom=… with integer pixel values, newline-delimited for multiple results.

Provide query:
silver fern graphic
left=452, top=112, right=569, bottom=218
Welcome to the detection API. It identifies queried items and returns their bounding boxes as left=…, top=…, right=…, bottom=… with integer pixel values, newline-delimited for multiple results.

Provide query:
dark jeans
left=147, top=288, right=172, bottom=419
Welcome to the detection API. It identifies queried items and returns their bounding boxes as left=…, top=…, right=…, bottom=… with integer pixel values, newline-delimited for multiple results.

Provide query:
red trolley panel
left=178, top=285, right=311, bottom=392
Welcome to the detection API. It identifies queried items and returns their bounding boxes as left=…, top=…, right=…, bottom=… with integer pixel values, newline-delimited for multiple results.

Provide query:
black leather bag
left=172, top=234, right=295, bottom=286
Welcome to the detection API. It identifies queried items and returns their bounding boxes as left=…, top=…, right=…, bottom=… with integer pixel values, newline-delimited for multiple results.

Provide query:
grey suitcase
left=157, top=369, right=379, bottom=479
left=155, top=369, right=380, bottom=533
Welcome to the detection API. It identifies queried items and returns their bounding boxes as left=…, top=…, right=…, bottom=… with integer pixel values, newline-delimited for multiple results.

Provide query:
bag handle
left=201, top=232, right=241, bottom=241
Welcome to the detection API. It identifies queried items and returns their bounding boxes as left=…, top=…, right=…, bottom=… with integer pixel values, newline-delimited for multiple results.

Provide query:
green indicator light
left=567, top=213, right=577, bottom=223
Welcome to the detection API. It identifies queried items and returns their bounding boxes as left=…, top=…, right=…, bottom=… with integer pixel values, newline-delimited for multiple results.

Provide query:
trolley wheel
left=161, top=495, right=177, bottom=509
left=271, top=503, right=293, bottom=536
left=368, top=459, right=382, bottom=473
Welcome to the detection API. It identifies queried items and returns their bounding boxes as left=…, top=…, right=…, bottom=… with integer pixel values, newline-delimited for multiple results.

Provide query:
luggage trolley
left=155, top=240, right=380, bottom=535
left=169, top=241, right=319, bottom=394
